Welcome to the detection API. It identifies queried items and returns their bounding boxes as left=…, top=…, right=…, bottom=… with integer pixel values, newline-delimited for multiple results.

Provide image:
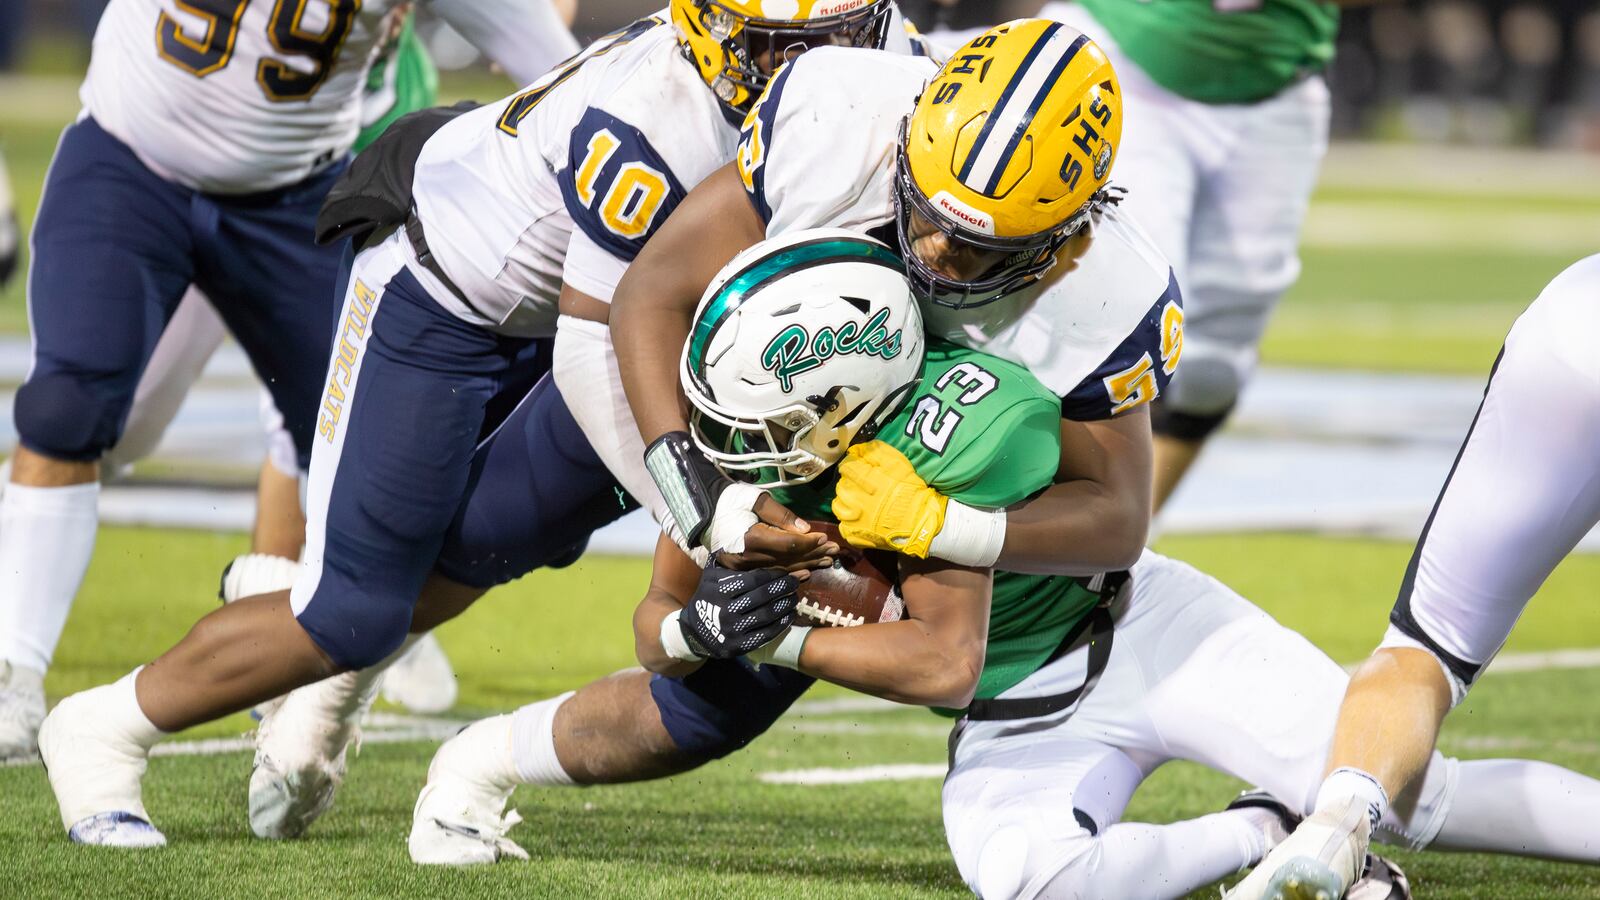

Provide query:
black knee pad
left=1150, top=398, right=1236, bottom=442
left=13, top=373, right=123, bottom=461
left=649, top=660, right=815, bottom=760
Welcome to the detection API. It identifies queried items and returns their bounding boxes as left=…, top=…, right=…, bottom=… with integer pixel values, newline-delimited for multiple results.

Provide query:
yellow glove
left=832, top=441, right=947, bottom=558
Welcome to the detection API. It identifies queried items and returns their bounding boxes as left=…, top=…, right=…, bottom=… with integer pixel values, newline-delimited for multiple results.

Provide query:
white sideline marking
left=758, top=764, right=947, bottom=785
left=1447, top=735, right=1600, bottom=755
left=1483, top=649, right=1600, bottom=674
left=7, top=649, right=1598, bottom=770
left=784, top=721, right=951, bottom=739
left=1, top=713, right=470, bottom=769
left=790, top=696, right=904, bottom=716
left=148, top=713, right=469, bottom=759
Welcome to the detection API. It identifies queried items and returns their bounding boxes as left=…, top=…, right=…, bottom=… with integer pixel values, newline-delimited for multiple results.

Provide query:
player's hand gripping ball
left=795, top=522, right=904, bottom=627
left=679, top=564, right=799, bottom=659
left=831, top=441, right=948, bottom=558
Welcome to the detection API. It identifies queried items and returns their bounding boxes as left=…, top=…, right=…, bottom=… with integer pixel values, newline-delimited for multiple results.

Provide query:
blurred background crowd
left=5, top=0, right=1600, bottom=149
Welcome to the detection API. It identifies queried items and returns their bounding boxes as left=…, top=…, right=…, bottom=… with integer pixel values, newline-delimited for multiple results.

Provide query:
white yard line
left=758, top=764, right=948, bottom=785
left=783, top=721, right=951, bottom=739
left=1302, top=204, right=1600, bottom=253
left=789, top=696, right=905, bottom=716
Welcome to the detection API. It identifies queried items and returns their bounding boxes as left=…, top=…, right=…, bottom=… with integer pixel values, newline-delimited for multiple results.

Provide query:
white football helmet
left=681, top=228, right=925, bottom=487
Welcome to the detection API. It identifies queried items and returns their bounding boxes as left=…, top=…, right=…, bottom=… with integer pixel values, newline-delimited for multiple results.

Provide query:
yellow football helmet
left=672, top=0, right=894, bottom=116
left=894, top=19, right=1123, bottom=307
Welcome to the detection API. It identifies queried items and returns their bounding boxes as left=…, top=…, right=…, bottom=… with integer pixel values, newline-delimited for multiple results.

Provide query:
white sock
left=509, top=692, right=576, bottom=786
left=0, top=481, right=100, bottom=672
left=117, top=667, right=167, bottom=749
left=1318, top=767, right=1390, bottom=831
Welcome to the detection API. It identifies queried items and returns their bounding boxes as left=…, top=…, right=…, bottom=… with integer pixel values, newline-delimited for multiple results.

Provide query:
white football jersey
left=738, top=46, right=1182, bottom=419
left=410, top=8, right=927, bottom=337
left=81, top=0, right=575, bottom=195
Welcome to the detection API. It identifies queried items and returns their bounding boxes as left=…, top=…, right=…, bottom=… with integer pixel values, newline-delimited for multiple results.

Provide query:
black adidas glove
left=679, top=564, right=800, bottom=660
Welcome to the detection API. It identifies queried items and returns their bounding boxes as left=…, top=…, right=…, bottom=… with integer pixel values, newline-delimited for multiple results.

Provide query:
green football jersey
left=772, top=340, right=1105, bottom=705
left=1078, top=0, right=1338, bottom=104
left=355, top=17, right=439, bottom=153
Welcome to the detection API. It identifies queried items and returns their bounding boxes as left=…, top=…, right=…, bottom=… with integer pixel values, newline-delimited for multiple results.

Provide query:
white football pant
left=1380, top=254, right=1600, bottom=703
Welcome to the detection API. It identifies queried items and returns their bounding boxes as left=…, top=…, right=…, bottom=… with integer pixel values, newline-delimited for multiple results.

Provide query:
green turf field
left=4, top=526, right=1599, bottom=898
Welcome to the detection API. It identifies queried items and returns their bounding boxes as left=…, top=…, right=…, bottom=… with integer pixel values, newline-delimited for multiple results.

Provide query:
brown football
left=795, top=522, right=903, bottom=627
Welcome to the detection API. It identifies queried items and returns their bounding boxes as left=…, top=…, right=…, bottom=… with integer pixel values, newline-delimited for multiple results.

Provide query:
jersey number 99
left=156, top=0, right=360, bottom=103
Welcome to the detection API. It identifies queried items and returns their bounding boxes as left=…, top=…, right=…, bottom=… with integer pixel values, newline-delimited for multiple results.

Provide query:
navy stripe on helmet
left=979, top=33, right=1089, bottom=195
left=954, top=22, right=1062, bottom=190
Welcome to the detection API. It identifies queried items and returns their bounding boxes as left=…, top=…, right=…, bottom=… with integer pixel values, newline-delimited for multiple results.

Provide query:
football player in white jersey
left=37, top=2, right=920, bottom=848
left=0, top=0, right=575, bottom=763
left=612, top=20, right=1175, bottom=579
left=87, top=7, right=564, bottom=720
left=1232, top=255, right=1600, bottom=900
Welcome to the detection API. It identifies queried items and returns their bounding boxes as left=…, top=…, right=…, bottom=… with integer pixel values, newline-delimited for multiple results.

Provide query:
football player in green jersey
left=355, top=10, right=440, bottom=154
left=1031, top=0, right=1374, bottom=510
left=408, top=232, right=1600, bottom=895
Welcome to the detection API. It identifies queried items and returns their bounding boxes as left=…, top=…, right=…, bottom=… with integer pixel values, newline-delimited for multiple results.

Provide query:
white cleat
left=66, top=812, right=167, bottom=848
left=1227, top=798, right=1370, bottom=900
left=248, top=669, right=380, bottom=839
left=0, top=660, right=46, bottom=760
left=381, top=632, right=458, bottom=715
left=38, top=688, right=166, bottom=847
left=409, top=717, right=527, bottom=865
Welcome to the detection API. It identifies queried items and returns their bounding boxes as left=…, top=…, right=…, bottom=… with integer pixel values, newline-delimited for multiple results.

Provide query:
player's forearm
left=798, top=620, right=984, bottom=708
left=996, top=477, right=1148, bottom=575
left=988, top=407, right=1153, bottom=576
left=632, top=590, right=702, bottom=678
left=610, top=284, right=694, bottom=445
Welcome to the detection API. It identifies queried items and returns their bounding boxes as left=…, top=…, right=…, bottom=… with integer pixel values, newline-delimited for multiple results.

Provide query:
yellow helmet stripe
left=957, top=24, right=1090, bottom=196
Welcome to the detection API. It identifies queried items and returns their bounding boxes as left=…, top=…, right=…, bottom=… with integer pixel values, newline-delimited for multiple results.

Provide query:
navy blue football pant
left=16, top=115, right=344, bottom=466
left=651, top=660, right=817, bottom=760
left=292, top=237, right=635, bottom=669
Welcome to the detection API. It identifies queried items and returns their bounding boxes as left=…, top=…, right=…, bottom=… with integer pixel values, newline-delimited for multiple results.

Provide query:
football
left=795, top=522, right=904, bottom=627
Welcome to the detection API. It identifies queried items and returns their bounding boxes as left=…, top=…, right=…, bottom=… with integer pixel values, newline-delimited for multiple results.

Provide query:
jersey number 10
left=156, top=0, right=359, bottom=102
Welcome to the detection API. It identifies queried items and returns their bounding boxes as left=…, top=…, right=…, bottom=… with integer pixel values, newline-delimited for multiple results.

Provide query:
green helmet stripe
left=686, top=238, right=903, bottom=383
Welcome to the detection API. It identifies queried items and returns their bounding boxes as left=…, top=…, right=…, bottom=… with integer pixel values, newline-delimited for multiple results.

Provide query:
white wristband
left=927, top=499, right=1006, bottom=567
left=659, top=609, right=704, bottom=662
left=746, top=625, right=811, bottom=670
